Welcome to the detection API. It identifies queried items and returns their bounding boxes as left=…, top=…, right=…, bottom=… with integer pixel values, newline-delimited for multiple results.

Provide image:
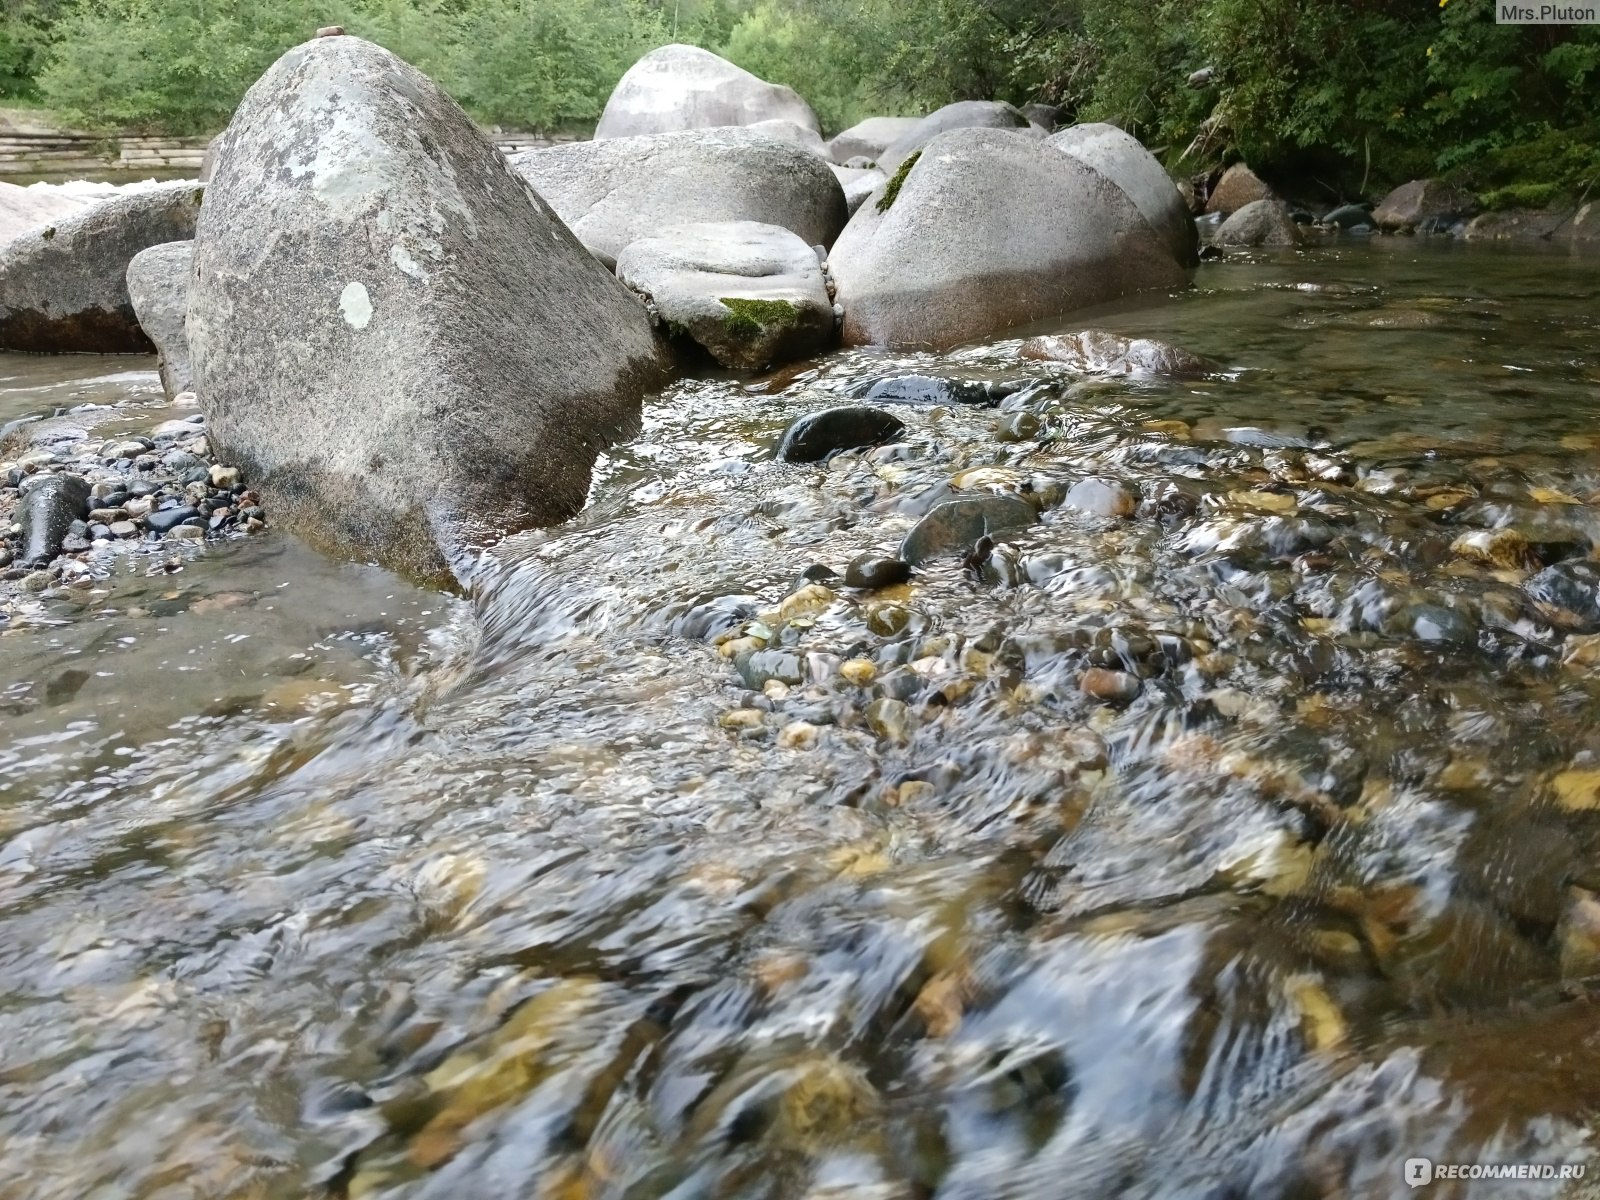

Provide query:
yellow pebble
left=839, top=658, right=877, bottom=686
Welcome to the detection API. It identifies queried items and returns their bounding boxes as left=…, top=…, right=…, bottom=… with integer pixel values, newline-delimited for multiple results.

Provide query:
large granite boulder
left=188, top=35, right=670, bottom=587
left=0, top=181, right=202, bottom=352
left=1213, top=198, right=1305, bottom=247
left=0, top=181, right=90, bottom=249
left=595, top=44, right=820, bottom=141
left=1050, top=123, right=1198, bottom=267
left=126, top=240, right=194, bottom=398
left=747, top=118, right=829, bottom=158
left=876, top=100, right=1042, bottom=176
left=1205, top=162, right=1273, bottom=215
left=1373, top=178, right=1476, bottom=232
left=616, top=220, right=834, bottom=370
left=510, top=128, right=847, bottom=269
left=829, top=127, right=1191, bottom=351
left=828, top=116, right=921, bottom=165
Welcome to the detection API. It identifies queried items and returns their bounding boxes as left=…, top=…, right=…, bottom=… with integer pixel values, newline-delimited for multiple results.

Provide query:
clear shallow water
left=3, top=240, right=1600, bottom=1199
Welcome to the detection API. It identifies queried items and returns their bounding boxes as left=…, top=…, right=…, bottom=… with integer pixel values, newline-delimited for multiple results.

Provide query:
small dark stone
left=88, top=523, right=111, bottom=540
left=845, top=554, right=911, bottom=589
left=18, top=473, right=91, bottom=565
left=901, top=495, right=1037, bottom=566
left=863, top=374, right=993, bottom=407
left=182, top=466, right=210, bottom=485
left=127, top=480, right=160, bottom=498
left=1525, top=560, right=1600, bottom=630
left=146, top=505, right=199, bottom=533
left=777, top=406, right=905, bottom=463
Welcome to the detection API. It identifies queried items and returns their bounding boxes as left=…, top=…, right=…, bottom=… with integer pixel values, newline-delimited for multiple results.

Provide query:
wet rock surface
left=1020, top=329, right=1221, bottom=377
left=777, top=405, right=904, bottom=462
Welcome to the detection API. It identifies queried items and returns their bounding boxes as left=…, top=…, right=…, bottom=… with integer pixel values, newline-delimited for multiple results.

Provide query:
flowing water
left=3, top=240, right=1600, bottom=1200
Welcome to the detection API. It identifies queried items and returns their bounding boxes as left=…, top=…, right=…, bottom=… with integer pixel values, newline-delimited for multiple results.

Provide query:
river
left=2, top=238, right=1599, bottom=1199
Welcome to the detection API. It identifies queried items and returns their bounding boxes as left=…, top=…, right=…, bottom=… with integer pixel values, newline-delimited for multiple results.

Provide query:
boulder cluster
left=0, top=37, right=1200, bottom=585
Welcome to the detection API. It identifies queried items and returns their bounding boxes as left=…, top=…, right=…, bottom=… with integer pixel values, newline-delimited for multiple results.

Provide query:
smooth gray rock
left=0, top=181, right=202, bottom=352
left=844, top=553, right=911, bottom=588
left=616, top=220, right=835, bottom=370
left=1213, top=198, right=1306, bottom=247
left=831, top=127, right=1192, bottom=351
left=19, top=474, right=90, bottom=565
left=511, top=128, right=847, bottom=269
left=876, top=100, right=1042, bottom=176
left=188, top=36, right=670, bottom=587
left=901, top=495, right=1036, bottom=565
left=829, top=165, right=884, bottom=216
left=748, top=118, right=829, bottom=158
left=595, top=44, right=820, bottom=141
left=0, top=181, right=89, bottom=250
left=1050, top=122, right=1198, bottom=266
left=827, top=116, right=921, bottom=165
left=126, top=240, right=193, bottom=398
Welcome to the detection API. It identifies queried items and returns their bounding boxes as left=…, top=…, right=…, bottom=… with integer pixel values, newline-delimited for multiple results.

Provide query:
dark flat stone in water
left=18, top=473, right=90, bottom=565
left=863, top=374, right=995, bottom=407
left=844, top=554, right=911, bottom=589
left=146, top=505, right=199, bottom=533
left=1019, top=330, right=1220, bottom=378
left=777, top=406, right=905, bottom=463
left=901, top=495, right=1036, bottom=566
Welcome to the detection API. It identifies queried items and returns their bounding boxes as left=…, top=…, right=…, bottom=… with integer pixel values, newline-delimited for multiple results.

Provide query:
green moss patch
left=875, top=150, right=922, bottom=214
left=719, top=297, right=799, bottom=339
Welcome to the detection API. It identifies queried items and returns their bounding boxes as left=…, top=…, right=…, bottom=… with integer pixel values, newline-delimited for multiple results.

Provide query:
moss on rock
left=876, top=150, right=922, bottom=214
left=719, top=296, right=800, bottom=338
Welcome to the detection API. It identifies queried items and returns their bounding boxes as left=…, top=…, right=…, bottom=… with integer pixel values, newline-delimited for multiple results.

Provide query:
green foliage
left=719, top=296, right=797, bottom=337
left=720, top=0, right=879, bottom=131
left=0, top=0, right=69, bottom=99
left=427, top=0, right=663, bottom=131
left=35, top=0, right=335, bottom=132
left=6, top=0, right=1597, bottom=205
